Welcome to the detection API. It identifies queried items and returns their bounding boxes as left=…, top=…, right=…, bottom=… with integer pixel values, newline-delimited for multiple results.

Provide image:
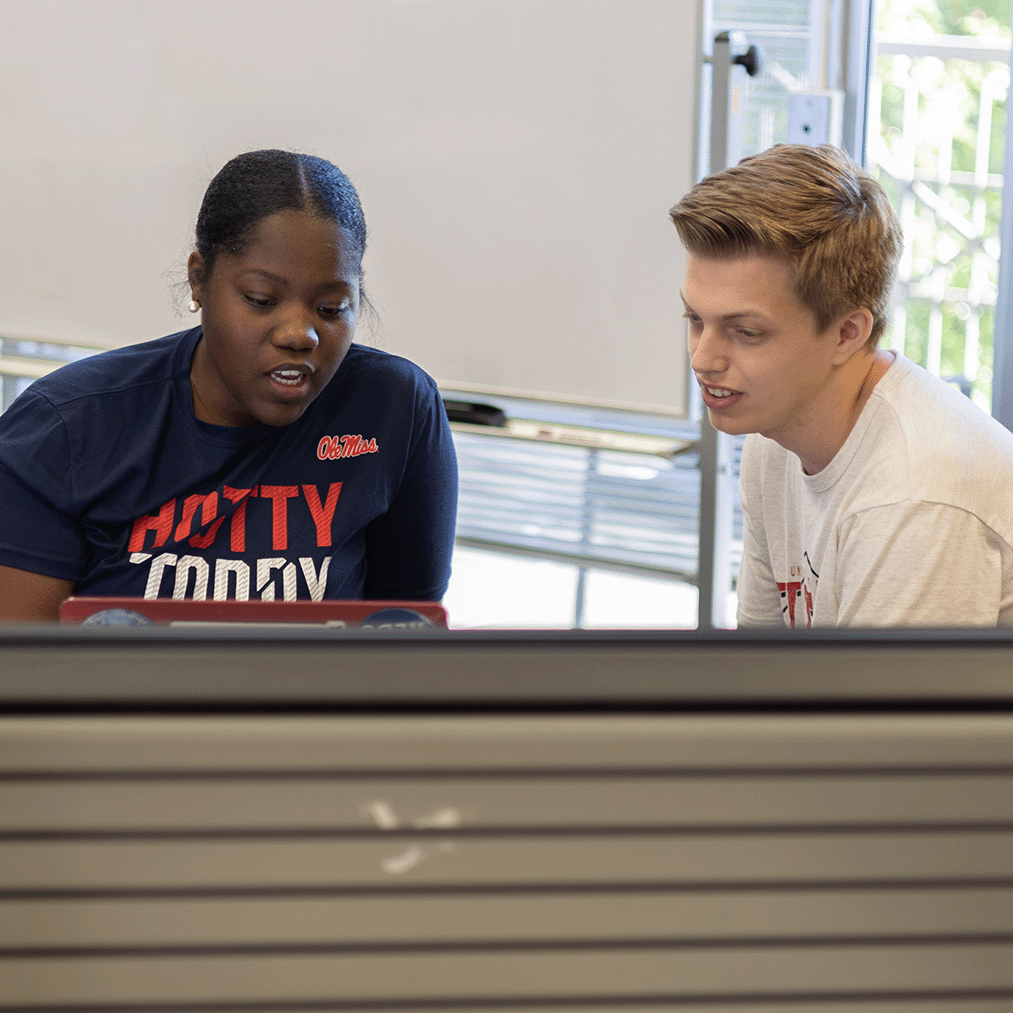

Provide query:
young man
left=670, top=144, right=1013, bottom=627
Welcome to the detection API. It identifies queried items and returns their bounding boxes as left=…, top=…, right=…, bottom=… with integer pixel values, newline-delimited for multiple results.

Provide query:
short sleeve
left=0, top=390, right=89, bottom=580
left=834, top=501, right=1007, bottom=627
left=362, top=376, right=458, bottom=600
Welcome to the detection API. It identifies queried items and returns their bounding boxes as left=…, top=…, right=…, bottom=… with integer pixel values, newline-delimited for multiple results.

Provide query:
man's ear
left=187, top=251, right=206, bottom=304
left=832, top=307, right=874, bottom=364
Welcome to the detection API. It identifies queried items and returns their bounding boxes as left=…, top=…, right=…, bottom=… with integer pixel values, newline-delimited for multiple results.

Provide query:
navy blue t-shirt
left=0, top=328, right=457, bottom=601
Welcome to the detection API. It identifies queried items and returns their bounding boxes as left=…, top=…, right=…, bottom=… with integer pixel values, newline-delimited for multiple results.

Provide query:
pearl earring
left=188, top=300, right=201, bottom=313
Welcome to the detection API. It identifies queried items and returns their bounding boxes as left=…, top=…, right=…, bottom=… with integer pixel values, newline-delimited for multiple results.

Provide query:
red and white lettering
left=256, top=557, right=298, bottom=601
left=299, top=556, right=331, bottom=601
left=128, top=499, right=176, bottom=552
left=259, top=485, right=299, bottom=550
left=303, top=483, right=343, bottom=547
left=317, top=435, right=379, bottom=460
left=214, top=558, right=251, bottom=601
left=142, top=551, right=178, bottom=598
left=223, top=485, right=256, bottom=552
left=174, top=492, right=227, bottom=549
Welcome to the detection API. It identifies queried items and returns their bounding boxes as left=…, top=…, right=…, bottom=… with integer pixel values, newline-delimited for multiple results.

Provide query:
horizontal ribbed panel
left=5, top=945, right=1013, bottom=1006
left=4, top=773, right=1013, bottom=831
left=3, top=715, right=1013, bottom=1008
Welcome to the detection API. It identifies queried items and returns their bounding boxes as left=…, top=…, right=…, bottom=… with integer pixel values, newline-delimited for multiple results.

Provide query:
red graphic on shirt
left=777, top=580, right=804, bottom=627
left=777, top=556, right=819, bottom=627
left=317, top=434, right=378, bottom=460
left=128, top=482, right=343, bottom=553
left=126, top=481, right=348, bottom=603
left=803, top=580, right=815, bottom=623
left=175, top=493, right=227, bottom=548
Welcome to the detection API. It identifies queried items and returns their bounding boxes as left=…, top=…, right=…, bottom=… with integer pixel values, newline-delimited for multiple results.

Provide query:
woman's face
left=188, top=209, right=361, bottom=427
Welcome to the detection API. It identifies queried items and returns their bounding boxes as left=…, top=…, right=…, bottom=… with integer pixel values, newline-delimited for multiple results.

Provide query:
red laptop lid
left=60, top=597, right=447, bottom=629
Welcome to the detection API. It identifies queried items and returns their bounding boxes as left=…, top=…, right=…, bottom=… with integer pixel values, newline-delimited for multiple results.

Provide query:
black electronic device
left=441, top=398, right=507, bottom=427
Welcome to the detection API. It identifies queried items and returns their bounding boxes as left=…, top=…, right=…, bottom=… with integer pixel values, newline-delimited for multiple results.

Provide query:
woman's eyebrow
left=241, top=268, right=354, bottom=291
left=240, top=268, right=287, bottom=284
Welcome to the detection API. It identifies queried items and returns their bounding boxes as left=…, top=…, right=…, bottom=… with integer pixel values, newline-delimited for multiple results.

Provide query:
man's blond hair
left=669, top=144, right=902, bottom=347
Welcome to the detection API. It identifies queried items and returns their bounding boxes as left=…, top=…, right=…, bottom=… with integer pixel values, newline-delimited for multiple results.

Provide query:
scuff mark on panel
left=362, top=801, right=462, bottom=874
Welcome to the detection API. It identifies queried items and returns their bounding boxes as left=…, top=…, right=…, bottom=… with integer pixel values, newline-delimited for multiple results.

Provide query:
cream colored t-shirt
left=737, top=355, right=1013, bottom=628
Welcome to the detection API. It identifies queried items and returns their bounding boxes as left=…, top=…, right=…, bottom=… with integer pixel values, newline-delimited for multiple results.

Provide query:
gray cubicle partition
left=2, top=627, right=1013, bottom=1009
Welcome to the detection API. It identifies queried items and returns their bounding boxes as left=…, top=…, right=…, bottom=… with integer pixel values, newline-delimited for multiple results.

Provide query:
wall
left=0, top=0, right=698, bottom=414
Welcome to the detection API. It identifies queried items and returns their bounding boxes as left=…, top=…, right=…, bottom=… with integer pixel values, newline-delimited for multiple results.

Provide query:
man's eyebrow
left=680, top=292, right=769, bottom=322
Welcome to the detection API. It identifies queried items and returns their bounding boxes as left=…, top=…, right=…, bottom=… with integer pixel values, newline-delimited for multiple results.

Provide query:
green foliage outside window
left=873, top=0, right=1010, bottom=409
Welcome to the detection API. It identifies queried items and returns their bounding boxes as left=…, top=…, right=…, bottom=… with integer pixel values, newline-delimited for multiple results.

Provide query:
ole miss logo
left=317, top=434, right=379, bottom=461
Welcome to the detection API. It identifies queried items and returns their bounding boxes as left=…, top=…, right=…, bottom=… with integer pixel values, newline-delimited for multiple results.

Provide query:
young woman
left=0, top=150, right=458, bottom=619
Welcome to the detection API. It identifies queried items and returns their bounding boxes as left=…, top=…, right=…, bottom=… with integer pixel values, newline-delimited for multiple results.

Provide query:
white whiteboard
left=0, top=0, right=697, bottom=416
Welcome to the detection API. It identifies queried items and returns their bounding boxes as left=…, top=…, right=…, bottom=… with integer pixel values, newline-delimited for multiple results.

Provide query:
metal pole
left=838, top=0, right=875, bottom=163
left=696, top=31, right=758, bottom=629
left=992, top=2, right=1013, bottom=431
left=696, top=417, right=734, bottom=629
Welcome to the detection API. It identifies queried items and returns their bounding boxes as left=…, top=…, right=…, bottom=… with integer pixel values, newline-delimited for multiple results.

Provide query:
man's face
left=682, top=254, right=841, bottom=445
